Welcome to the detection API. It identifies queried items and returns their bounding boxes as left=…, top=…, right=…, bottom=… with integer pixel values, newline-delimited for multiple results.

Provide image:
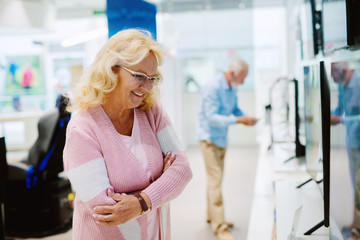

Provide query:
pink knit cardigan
left=63, top=103, right=192, bottom=240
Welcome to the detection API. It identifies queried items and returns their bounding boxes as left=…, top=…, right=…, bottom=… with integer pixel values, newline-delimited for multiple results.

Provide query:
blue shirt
left=197, top=73, right=245, bottom=148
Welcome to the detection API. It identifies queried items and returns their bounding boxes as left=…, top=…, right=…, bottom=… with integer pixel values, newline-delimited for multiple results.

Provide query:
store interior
left=1, top=0, right=360, bottom=239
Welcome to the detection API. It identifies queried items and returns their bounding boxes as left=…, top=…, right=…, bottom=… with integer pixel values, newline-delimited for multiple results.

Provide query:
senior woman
left=63, top=29, right=192, bottom=240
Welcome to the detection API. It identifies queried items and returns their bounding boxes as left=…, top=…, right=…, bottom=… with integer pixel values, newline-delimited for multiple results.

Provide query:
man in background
left=331, top=61, right=360, bottom=240
left=197, top=59, right=258, bottom=240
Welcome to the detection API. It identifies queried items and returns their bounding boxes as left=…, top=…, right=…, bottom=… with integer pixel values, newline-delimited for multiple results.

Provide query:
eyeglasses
left=120, top=66, right=160, bottom=86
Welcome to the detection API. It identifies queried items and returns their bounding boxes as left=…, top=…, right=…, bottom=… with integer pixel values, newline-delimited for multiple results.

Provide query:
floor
left=171, top=146, right=259, bottom=240
left=8, top=145, right=261, bottom=240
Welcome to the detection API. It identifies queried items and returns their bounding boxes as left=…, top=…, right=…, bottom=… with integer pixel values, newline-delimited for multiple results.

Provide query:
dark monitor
left=322, top=0, right=360, bottom=54
left=0, top=137, right=7, bottom=239
left=299, top=0, right=323, bottom=59
left=320, top=61, right=331, bottom=229
left=303, top=61, right=331, bottom=234
left=294, top=79, right=306, bottom=159
left=329, top=59, right=360, bottom=238
left=346, top=0, right=360, bottom=48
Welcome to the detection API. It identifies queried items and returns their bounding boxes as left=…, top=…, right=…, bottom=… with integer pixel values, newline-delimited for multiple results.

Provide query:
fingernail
left=167, top=160, right=171, bottom=165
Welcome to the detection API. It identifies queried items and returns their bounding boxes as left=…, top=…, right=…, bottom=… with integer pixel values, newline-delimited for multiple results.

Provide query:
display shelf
left=275, top=180, right=329, bottom=240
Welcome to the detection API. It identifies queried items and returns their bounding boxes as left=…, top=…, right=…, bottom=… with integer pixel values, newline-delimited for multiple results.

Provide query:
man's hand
left=331, top=115, right=342, bottom=125
left=305, top=114, right=313, bottom=123
left=236, top=116, right=258, bottom=126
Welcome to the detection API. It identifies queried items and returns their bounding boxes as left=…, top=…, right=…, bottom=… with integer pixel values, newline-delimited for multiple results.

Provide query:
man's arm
left=236, top=116, right=258, bottom=126
left=203, top=87, right=237, bottom=128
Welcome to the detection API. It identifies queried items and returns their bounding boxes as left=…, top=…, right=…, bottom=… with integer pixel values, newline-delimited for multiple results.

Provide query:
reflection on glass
left=330, top=60, right=360, bottom=239
left=304, top=64, right=323, bottom=181
left=322, top=0, right=347, bottom=53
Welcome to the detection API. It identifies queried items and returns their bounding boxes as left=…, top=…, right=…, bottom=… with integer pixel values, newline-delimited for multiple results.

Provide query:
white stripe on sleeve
left=66, top=158, right=111, bottom=202
left=156, top=125, right=184, bottom=154
left=161, top=204, right=169, bottom=238
left=118, top=218, right=141, bottom=240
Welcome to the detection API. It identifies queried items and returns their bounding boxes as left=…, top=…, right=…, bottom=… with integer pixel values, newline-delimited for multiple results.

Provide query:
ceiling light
left=61, top=27, right=108, bottom=47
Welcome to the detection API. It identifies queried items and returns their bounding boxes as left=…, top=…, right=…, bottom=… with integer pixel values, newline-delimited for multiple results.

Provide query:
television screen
left=300, top=0, right=315, bottom=59
left=304, top=63, right=323, bottom=181
left=303, top=61, right=331, bottom=235
left=329, top=59, right=360, bottom=239
left=299, top=0, right=323, bottom=59
left=322, top=0, right=347, bottom=53
left=319, top=61, right=331, bottom=229
left=346, top=0, right=360, bottom=48
left=322, top=0, right=360, bottom=54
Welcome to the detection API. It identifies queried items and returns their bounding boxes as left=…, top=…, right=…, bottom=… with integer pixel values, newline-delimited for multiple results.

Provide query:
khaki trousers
left=199, top=140, right=227, bottom=233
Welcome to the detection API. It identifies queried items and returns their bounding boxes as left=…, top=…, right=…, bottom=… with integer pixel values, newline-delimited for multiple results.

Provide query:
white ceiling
left=54, top=0, right=286, bottom=17
left=0, top=0, right=285, bottom=35
left=154, top=0, right=285, bottom=12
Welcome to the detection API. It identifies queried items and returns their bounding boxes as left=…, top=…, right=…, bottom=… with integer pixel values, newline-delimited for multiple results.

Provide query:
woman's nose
left=141, top=79, right=153, bottom=91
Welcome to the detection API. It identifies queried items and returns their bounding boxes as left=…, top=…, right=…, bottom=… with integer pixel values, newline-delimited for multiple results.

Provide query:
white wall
left=253, top=7, right=287, bottom=144
left=157, top=7, right=287, bottom=147
left=158, top=9, right=254, bottom=51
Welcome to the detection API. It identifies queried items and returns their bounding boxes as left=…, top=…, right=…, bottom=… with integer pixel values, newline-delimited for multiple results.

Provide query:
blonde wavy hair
left=68, top=29, right=164, bottom=112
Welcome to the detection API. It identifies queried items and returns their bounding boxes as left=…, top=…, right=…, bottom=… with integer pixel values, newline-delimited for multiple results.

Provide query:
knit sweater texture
left=63, top=103, right=192, bottom=239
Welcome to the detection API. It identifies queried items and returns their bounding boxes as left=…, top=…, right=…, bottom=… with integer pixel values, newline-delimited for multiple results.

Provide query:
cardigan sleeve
left=143, top=104, right=193, bottom=209
left=63, top=126, right=116, bottom=208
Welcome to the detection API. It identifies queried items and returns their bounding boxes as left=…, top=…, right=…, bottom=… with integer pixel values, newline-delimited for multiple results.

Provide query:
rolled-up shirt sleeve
left=232, top=94, right=245, bottom=117
left=203, top=87, right=237, bottom=128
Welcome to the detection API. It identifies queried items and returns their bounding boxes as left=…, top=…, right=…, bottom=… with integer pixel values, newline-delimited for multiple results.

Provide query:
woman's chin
left=130, top=101, right=142, bottom=109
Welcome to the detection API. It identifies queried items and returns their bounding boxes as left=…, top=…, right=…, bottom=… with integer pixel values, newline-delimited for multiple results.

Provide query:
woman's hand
left=93, top=152, right=176, bottom=225
left=93, top=190, right=141, bottom=226
left=162, top=152, right=176, bottom=173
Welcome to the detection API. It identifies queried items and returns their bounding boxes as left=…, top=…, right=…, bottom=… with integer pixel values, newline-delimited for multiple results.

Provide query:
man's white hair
left=229, top=59, right=248, bottom=75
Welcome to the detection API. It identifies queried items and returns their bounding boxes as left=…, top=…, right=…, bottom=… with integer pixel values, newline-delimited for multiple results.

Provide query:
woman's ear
left=111, top=65, right=119, bottom=74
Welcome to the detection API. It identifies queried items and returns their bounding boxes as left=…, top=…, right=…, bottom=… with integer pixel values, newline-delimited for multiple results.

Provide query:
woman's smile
left=131, top=91, right=145, bottom=98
